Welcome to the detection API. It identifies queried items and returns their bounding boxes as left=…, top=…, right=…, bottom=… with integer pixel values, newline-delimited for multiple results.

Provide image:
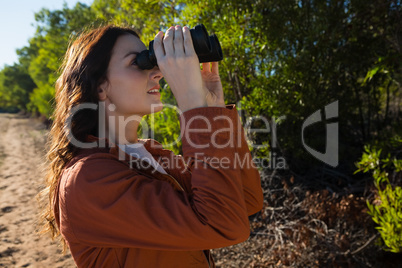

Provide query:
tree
left=24, top=3, right=99, bottom=116
left=0, top=64, right=36, bottom=112
left=179, top=0, right=402, bottom=175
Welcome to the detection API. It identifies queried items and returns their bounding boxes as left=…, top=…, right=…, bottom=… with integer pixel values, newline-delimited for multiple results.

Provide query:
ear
left=98, top=80, right=108, bottom=101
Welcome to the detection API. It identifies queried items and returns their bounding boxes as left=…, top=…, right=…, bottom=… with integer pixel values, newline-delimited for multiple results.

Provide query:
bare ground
left=0, top=114, right=75, bottom=268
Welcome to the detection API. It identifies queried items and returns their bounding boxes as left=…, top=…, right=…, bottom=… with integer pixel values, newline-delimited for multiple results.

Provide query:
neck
left=105, top=114, right=143, bottom=145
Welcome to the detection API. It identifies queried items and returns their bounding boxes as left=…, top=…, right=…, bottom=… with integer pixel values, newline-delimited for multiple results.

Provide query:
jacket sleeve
left=58, top=105, right=262, bottom=251
left=181, top=104, right=263, bottom=216
left=233, top=105, right=264, bottom=216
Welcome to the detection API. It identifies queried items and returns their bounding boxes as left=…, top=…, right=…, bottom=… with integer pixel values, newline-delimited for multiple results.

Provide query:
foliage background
left=0, top=0, right=401, bottom=266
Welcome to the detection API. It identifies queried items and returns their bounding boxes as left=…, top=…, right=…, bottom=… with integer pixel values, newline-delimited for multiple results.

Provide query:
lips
left=147, top=85, right=160, bottom=93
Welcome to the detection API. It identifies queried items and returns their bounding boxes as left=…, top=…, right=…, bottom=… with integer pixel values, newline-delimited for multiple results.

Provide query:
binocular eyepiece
left=136, top=24, right=223, bottom=70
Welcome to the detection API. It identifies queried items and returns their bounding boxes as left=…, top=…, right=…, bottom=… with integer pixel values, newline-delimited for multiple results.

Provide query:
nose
left=150, top=66, right=163, bottom=81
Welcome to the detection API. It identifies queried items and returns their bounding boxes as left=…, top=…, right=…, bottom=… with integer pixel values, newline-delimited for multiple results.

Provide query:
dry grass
left=212, top=169, right=402, bottom=267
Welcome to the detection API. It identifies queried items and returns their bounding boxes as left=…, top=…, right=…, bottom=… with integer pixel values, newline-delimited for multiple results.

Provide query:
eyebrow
left=123, top=51, right=140, bottom=59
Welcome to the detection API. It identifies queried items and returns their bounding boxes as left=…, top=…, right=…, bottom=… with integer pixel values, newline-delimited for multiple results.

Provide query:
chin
left=148, top=103, right=164, bottom=114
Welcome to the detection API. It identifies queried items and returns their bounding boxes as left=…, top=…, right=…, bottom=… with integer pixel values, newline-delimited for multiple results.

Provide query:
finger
left=211, top=62, right=219, bottom=75
left=163, top=26, right=175, bottom=56
left=202, top=62, right=210, bottom=71
left=183, top=26, right=196, bottom=56
left=153, top=31, right=165, bottom=60
left=173, top=25, right=185, bottom=57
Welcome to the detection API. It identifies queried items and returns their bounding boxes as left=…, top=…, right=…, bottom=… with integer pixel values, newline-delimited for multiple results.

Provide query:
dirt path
left=0, top=114, right=75, bottom=268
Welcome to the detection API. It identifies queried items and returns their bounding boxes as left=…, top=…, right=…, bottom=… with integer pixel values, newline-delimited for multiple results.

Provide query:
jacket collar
left=85, top=135, right=174, bottom=162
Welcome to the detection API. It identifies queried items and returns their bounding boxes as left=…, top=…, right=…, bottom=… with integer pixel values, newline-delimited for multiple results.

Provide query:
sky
left=0, top=0, right=94, bottom=70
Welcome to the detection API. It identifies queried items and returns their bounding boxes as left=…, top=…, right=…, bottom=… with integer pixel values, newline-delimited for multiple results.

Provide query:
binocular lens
left=191, top=24, right=211, bottom=57
left=136, top=24, right=223, bottom=70
left=199, top=34, right=223, bottom=63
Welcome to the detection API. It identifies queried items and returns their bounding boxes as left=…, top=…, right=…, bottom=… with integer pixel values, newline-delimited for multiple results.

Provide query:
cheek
left=109, top=70, right=147, bottom=94
left=133, top=74, right=152, bottom=104
left=133, top=71, right=149, bottom=87
left=108, top=70, right=150, bottom=110
left=121, top=69, right=148, bottom=91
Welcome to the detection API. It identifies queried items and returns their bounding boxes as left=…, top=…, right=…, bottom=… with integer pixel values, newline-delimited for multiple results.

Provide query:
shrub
left=355, top=137, right=402, bottom=253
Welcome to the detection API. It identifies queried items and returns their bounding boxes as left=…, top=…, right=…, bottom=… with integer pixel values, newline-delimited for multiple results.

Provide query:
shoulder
left=58, top=151, right=148, bottom=216
left=60, top=152, right=139, bottom=192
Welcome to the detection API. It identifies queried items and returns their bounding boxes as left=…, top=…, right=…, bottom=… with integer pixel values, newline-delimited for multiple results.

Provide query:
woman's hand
left=201, top=62, right=225, bottom=107
left=153, top=25, right=207, bottom=112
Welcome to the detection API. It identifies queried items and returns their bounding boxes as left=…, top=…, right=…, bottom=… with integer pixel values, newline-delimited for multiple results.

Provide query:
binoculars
left=136, top=24, right=223, bottom=70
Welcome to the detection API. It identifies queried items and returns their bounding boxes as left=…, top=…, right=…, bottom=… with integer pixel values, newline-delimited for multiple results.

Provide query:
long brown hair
left=39, top=25, right=140, bottom=247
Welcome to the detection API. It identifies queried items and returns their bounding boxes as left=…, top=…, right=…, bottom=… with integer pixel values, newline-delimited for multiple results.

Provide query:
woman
left=41, top=24, right=263, bottom=267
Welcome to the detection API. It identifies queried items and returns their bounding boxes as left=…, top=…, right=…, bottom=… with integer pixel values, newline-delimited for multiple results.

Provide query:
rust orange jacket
left=54, top=104, right=263, bottom=267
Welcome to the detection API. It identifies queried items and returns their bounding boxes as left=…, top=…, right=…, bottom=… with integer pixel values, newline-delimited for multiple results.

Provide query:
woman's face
left=99, top=34, right=164, bottom=118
